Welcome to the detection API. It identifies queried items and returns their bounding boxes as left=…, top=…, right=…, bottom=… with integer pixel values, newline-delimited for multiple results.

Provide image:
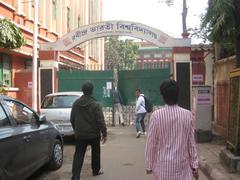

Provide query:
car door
left=4, top=100, right=51, bottom=175
left=0, top=102, right=27, bottom=180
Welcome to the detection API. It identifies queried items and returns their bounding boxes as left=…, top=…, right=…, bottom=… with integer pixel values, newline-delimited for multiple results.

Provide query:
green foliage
left=201, top=0, right=240, bottom=65
left=201, top=0, right=235, bottom=43
left=104, top=37, right=139, bottom=68
left=0, top=18, right=25, bottom=49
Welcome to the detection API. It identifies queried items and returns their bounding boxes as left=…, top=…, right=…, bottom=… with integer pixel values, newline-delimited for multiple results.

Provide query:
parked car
left=40, top=91, right=83, bottom=136
left=0, top=95, right=63, bottom=180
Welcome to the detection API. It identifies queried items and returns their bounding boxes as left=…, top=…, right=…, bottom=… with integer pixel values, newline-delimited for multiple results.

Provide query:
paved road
left=82, top=126, right=209, bottom=180
left=31, top=126, right=209, bottom=180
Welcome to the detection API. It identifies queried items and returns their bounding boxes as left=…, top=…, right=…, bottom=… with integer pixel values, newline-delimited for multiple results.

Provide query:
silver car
left=40, top=92, right=83, bottom=136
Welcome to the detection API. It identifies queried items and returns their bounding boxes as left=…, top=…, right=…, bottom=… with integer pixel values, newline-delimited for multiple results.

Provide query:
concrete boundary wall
left=213, top=56, right=235, bottom=137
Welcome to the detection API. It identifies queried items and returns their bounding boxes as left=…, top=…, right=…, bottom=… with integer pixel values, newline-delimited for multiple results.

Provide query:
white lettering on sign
left=193, top=74, right=203, bottom=83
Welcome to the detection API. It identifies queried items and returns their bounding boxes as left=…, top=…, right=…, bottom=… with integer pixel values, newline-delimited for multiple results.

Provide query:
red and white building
left=0, top=0, right=104, bottom=107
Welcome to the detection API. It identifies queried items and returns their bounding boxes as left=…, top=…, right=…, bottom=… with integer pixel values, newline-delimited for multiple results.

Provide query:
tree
left=0, top=18, right=25, bottom=49
left=159, top=0, right=188, bottom=37
left=201, top=0, right=240, bottom=67
left=104, top=37, right=139, bottom=69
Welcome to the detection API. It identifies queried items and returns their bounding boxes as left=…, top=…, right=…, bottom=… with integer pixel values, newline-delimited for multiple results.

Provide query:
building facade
left=137, top=41, right=173, bottom=71
left=0, top=0, right=104, bottom=107
left=191, top=45, right=213, bottom=86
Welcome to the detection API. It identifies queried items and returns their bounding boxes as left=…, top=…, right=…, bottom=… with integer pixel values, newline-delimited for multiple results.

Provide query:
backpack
left=142, top=95, right=153, bottom=113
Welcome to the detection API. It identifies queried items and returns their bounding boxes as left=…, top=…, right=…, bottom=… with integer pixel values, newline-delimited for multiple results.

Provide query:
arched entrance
left=40, top=20, right=190, bottom=51
left=39, top=20, right=191, bottom=113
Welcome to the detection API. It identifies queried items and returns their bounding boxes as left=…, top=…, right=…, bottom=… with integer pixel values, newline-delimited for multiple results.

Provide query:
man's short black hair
left=82, top=81, right=94, bottom=96
left=160, top=80, right=179, bottom=105
left=136, top=88, right=141, bottom=93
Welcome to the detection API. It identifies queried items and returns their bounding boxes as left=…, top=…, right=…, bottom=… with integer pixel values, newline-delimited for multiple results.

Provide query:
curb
left=199, top=156, right=229, bottom=180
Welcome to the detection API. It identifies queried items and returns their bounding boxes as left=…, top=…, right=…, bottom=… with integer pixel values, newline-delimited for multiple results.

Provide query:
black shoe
left=93, top=171, right=104, bottom=176
left=121, top=123, right=125, bottom=127
left=71, top=176, right=80, bottom=180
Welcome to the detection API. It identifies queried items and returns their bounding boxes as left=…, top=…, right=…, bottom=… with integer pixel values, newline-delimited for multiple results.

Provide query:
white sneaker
left=143, top=132, right=147, bottom=135
left=136, top=131, right=141, bottom=138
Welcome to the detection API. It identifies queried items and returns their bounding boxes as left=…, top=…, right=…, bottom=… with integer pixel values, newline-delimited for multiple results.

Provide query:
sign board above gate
left=40, top=20, right=191, bottom=51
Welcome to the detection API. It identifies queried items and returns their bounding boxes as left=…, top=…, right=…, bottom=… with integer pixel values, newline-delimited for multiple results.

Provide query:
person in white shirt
left=135, top=89, right=147, bottom=138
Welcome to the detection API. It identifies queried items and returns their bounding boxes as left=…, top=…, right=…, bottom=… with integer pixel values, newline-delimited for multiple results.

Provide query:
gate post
left=112, top=67, right=118, bottom=126
left=173, top=47, right=192, bottom=110
left=38, top=50, right=59, bottom=107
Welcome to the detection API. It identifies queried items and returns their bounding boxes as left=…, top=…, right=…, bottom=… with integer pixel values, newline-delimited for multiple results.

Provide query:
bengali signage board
left=40, top=21, right=190, bottom=51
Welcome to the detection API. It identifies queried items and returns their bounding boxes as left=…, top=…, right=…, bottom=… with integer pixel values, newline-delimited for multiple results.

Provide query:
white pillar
left=84, top=0, right=89, bottom=68
left=59, top=0, right=63, bottom=36
left=32, top=0, right=38, bottom=110
left=18, top=0, right=21, bottom=14
left=50, top=0, right=53, bottom=32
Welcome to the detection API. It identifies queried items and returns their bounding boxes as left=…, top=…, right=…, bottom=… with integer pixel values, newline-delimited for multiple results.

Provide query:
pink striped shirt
left=145, top=105, right=198, bottom=180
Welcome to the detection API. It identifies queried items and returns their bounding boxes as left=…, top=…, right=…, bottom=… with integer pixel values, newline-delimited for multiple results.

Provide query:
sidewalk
left=197, top=135, right=240, bottom=180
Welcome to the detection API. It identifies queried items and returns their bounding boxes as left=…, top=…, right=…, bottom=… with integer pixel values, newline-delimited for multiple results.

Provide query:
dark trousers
left=140, top=113, right=146, bottom=132
left=71, top=137, right=101, bottom=180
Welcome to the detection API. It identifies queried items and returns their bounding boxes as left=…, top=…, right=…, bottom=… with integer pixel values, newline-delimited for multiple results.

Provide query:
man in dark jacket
left=70, top=81, right=107, bottom=180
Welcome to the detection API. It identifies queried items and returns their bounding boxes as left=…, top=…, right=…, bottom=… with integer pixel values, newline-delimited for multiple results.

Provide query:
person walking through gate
left=113, top=87, right=125, bottom=126
left=145, top=80, right=199, bottom=180
left=135, top=88, right=147, bottom=138
left=70, top=81, right=107, bottom=180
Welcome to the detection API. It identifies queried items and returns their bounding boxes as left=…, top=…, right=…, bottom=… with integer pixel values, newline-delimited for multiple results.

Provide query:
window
left=5, top=100, right=37, bottom=125
left=24, top=59, right=32, bottom=69
left=41, top=95, right=80, bottom=108
left=0, top=54, right=12, bottom=87
left=0, top=105, right=10, bottom=127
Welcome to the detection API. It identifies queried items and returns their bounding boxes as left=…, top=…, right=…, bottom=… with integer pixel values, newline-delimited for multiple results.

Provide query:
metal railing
left=103, top=105, right=161, bottom=127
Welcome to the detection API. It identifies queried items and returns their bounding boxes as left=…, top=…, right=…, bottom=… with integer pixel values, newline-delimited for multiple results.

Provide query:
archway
left=39, top=20, right=191, bottom=110
left=40, top=20, right=190, bottom=51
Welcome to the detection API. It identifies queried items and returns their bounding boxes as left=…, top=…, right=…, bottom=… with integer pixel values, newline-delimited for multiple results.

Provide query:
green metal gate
left=58, top=70, right=114, bottom=124
left=58, top=62, right=171, bottom=125
left=119, top=67, right=171, bottom=106
left=118, top=63, right=171, bottom=125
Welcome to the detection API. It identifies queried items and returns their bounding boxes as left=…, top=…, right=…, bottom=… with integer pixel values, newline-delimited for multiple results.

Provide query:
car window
left=0, top=104, right=10, bottom=127
left=5, top=100, right=37, bottom=125
left=41, top=95, right=80, bottom=108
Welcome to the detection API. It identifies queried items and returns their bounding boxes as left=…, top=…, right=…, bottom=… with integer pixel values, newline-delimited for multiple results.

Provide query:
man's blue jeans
left=135, top=113, right=146, bottom=132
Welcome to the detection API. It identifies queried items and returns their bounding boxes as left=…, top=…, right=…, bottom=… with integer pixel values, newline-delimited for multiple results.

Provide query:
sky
left=103, top=0, right=209, bottom=44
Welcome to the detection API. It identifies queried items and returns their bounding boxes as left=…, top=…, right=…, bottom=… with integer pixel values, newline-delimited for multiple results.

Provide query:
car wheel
left=48, top=139, right=63, bottom=170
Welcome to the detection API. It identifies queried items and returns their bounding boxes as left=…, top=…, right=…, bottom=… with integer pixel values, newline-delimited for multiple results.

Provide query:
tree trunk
left=181, top=0, right=189, bottom=38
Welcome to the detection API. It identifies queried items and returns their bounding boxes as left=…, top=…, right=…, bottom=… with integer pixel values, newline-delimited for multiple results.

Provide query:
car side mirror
left=39, top=114, right=46, bottom=123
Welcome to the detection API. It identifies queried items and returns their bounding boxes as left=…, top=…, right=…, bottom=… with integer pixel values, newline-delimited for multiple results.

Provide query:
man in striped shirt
left=145, top=80, right=199, bottom=180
